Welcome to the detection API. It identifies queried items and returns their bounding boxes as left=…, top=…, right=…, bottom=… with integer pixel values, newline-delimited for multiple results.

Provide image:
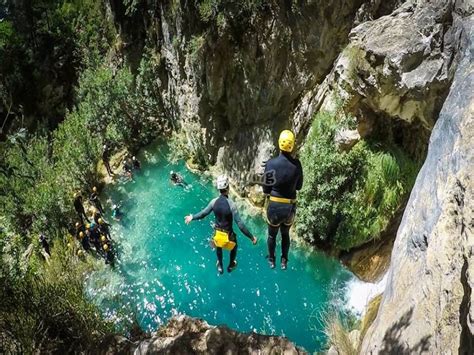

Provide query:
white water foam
left=344, top=273, right=387, bottom=315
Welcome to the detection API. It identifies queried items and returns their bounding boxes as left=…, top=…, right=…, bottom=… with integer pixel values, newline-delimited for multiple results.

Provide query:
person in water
left=170, top=170, right=186, bottom=187
left=185, top=175, right=257, bottom=274
left=263, top=130, right=303, bottom=270
left=89, top=186, right=104, bottom=214
left=73, top=193, right=90, bottom=224
left=102, top=143, right=114, bottom=177
left=132, top=156, right=141, bottom=170
left=112, top=204, right=123, bottom=221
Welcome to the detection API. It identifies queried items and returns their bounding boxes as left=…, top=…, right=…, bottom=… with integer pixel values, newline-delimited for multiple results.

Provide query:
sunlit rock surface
left=103, top=315, right=305, bottom=355
left=361, top=11, right=474, bottom=353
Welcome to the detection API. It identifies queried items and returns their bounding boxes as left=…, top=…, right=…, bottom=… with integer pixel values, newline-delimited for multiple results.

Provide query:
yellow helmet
left=85, top=223, right=90, bottom=229
left=103, top=244, right=109, bottom=251
left=79, top=231, right=84, bottom=239
left=75, top=222, right=80, bottom=228
left=278, top=130, right=295, bottom=152
left=98, top=218, right=103, bottom=224
left=100, top=235, right=106, bottom=242
left=77, top=250, right=84, bottom=256
left=93, top=186, right=97, bottom=192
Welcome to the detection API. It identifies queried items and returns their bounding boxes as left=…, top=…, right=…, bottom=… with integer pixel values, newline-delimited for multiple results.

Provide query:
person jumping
left=263, top=130, right=303, bottom=270
left=185, top=175, right=257, bottom=274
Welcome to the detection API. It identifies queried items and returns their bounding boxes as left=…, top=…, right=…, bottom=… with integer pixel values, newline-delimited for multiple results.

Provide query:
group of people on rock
left=73, top=188, right=115, bottom=265
left=185, top=130, right=303, bottom=274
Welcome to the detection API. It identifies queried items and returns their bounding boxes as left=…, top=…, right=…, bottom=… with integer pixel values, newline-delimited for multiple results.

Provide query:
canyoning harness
left=211, top=228, right=236, bottom=251
left=265, top=195, right=297, bottom=227
left=268, top=196, right=297, bottom=204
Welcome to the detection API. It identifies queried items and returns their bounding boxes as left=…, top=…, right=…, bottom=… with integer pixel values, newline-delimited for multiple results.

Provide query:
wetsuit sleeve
left=229, top=199, right=254, bottom=240
left=262, top=160, right=272, bottom=195
left=192, top=198, right=216, bottom=220
left=296, top=159, right=303, bottom=191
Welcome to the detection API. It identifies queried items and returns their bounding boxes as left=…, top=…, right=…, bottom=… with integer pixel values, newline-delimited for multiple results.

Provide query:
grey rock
left=334, top=128, right=361, bottom=151
left=361, top=12, right=474, bottom=354
left=130, top=315, right=305, bottom=355
left=323, top=0, right=464, bottom=160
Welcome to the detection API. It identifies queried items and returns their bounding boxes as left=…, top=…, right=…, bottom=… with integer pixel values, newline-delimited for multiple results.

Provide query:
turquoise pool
left=86, top=145, right=354, bottom=352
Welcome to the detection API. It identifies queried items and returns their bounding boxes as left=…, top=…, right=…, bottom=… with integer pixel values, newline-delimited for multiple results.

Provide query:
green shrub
left=296, top=110, right=419, bottom=251
left=0, top=235, right=113, bottom=353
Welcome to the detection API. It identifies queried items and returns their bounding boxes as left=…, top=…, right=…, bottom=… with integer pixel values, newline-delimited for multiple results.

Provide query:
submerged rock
left=106, top=315, right=305, bottom=355
left=361, top=10, right=474, bottom=353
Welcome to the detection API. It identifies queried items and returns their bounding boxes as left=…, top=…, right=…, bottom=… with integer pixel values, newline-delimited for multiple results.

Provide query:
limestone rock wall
left=361, top=12, right=474, bottom=353
left=293, top=0, right=465, bottom=161
left=109, top=0, right=383, bottom=192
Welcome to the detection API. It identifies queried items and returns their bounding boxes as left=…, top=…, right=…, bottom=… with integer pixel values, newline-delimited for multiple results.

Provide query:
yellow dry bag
left=213, top=229, right=236, bottom=251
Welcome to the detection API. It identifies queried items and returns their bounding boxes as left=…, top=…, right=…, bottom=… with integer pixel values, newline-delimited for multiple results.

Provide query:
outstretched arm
left=229, top=199, right=256, bottom=243
left=185, top=198, right=216, bottom=224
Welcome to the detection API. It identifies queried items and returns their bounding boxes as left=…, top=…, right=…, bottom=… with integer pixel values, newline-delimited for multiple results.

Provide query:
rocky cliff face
left=109, top=0, right=410, bottom=193
left=103, top=315, right=305, bottom=355
left=294, top=0, right=464, bottom=159
left=361, top=10, right=474, bottom=353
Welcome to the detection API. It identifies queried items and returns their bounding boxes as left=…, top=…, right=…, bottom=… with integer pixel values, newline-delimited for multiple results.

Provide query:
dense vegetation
left=0, top=1, right=169, bottom=351
left=0, top=234, right=113, bottom=353
left=296, top=106, right=419, bottom=251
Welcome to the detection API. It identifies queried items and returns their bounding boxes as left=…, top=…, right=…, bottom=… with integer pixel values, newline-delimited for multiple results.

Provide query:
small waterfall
left=344, top=274, right=387, bottom=315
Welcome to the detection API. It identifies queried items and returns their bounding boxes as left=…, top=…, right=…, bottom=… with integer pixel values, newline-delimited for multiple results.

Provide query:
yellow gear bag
left=213, top=229, right=236, bottom=251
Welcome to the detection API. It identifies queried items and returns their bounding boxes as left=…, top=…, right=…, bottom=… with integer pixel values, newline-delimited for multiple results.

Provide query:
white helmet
left=216, top=175, right=229, bottom=190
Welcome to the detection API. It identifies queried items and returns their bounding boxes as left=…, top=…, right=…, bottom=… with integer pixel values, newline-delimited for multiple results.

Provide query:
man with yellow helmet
left=262, top=130, right=303, bottom=270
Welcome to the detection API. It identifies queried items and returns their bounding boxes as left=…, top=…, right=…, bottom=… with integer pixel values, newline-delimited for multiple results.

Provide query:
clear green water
left=86, top=145, right=353, bottom=352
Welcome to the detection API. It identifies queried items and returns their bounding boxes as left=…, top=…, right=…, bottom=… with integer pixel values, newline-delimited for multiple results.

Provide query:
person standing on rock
left=89, top=186, right=104, bottom=214
left=102, top=143, right=114, bottom=177
left=73, top=193, right=90, bottom=224
left=184, top=175, right=258, bottom=274
left=263, top=130, right=303, bottom=270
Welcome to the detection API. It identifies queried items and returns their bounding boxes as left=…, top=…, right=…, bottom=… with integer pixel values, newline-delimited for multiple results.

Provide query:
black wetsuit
left=74, top=196, right=90, bottom=224
left=171, top=173, right=186, bottom=187
left=89, top=192, right=104, bottom=214
left=263, top=152, right=303, bottom=262
left=192, top=194, right=254, bottom=268
left=133, top=159, right=141, bottom=170
left=89, top=227, right=101, bottom=252
left=102, top=147, right=113, bottom=176
left=99, top=223, right=111, bottom=239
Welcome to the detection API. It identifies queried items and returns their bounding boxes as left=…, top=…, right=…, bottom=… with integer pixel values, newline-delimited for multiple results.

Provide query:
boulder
left=130, top=315, right=305, bottom=355
left=334, top=128, right=361, bottom=151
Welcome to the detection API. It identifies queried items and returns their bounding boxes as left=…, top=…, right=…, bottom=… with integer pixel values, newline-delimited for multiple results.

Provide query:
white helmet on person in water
left=216, top=175, right=229, bottom=190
